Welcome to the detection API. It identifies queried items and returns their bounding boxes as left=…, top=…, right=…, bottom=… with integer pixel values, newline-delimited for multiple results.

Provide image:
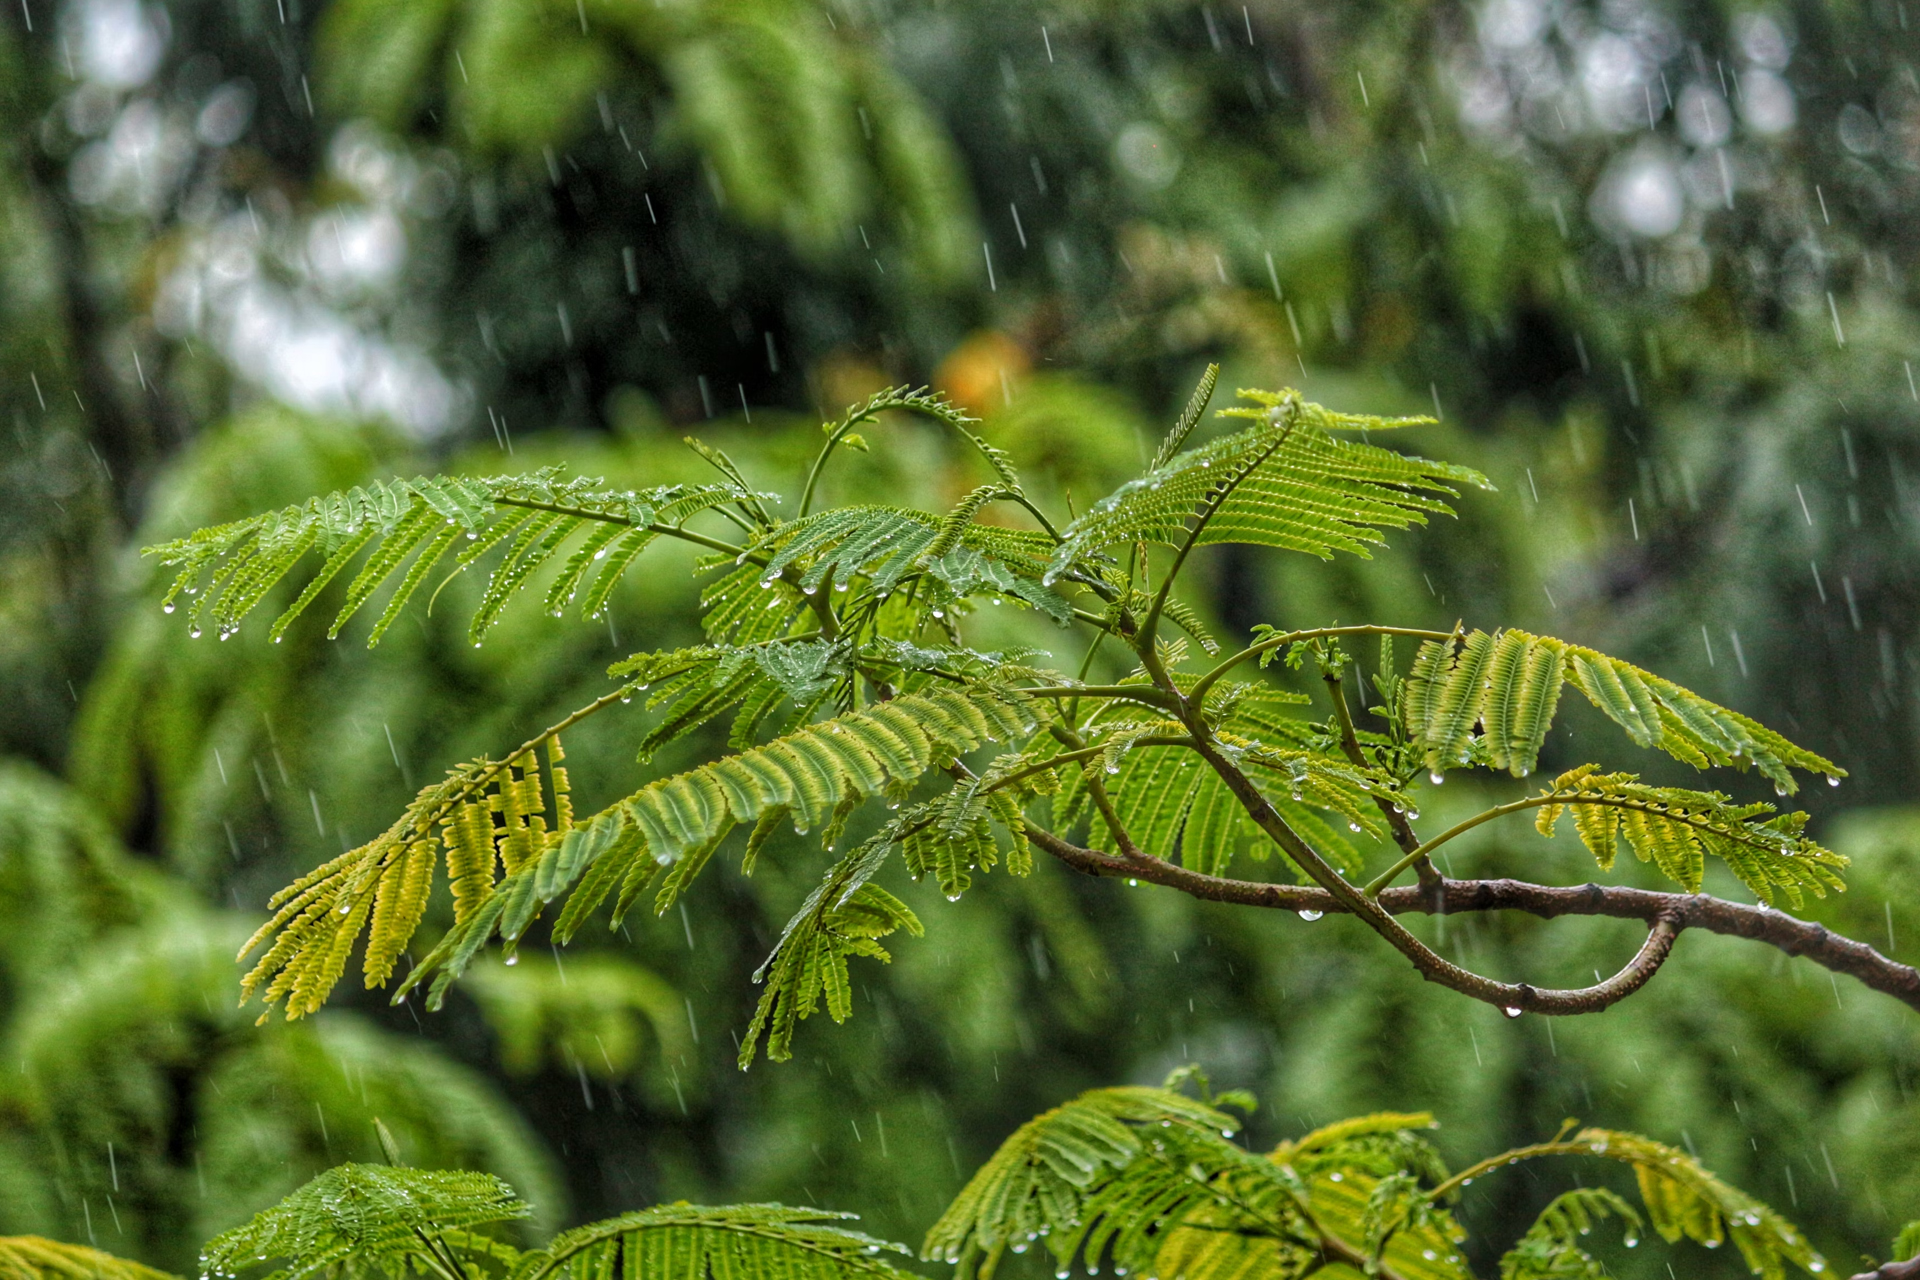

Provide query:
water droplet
left=945, top=894, right=961, bottom=902
left=504, top=954, right=518, bottom=965
left=1429, top=771, right=1444, bottom=785
left=189, top=627, right=202, bottom=638
left=1775, top=784, right=1788, bottom=797
left=1828, top=776, right=1840, bottom=787
left=163, top=602, right=175, bottom=613
left=1348, top=822, right=1362, bottom=832
left=1502, top=1006, right=1522, bottom=1018
left=1297, top=909, right=1323, bottom=921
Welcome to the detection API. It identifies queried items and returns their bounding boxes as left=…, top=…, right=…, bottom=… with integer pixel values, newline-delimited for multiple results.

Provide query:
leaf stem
left=1424, top=1141, right=1592, bottom=1202
left=1190, top=625, right=1456, bottom=704
left=1321, top=661, right=1434, bottom=894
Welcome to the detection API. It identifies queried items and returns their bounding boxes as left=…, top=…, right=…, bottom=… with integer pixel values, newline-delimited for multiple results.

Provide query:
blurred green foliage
left=3, top=0, right=1920, bottom=1275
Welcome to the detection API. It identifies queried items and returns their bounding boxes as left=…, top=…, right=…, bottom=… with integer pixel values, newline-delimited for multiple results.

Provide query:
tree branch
left=1022, top=826, right=1920, bottom=1016
left=1852, top=1261, right=1920, bottom=1280
left=1320, top=663, right=1441, bottom=905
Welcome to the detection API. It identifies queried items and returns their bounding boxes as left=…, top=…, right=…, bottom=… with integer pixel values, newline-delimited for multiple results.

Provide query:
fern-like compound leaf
left=1559, top=1130, right=1821, bottom=1280
left=1150, top=363, right=1219, bottom=470
left=238, top=722, right=600, bottom=1021
left=920, top=1085, right=1241, bottom=1277
left=0, top=1239, right=177, bottom=1280
left=366, top=686, right=1030, bottom=1019
left=1404, top=630, right=1842, bottom=792
left=751, top=506, right=1069, bottom=622
left=1533, top=766, right=1847, bottom=906
left=1046, top=389, right=1488, bottom=583
left=1499, top=1188, right=1640, bottom=1280
left=142, top=470, right=771, bottom=647
left=200, top=1164, right=530, bottom=1280
left=739, top=841, right=922, bottom=1067
left=511, top=1204, right=913, bottom=1280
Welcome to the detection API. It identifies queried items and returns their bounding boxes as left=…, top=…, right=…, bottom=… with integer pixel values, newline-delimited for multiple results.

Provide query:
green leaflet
left=0, top=1239, right=178, bottom=1280
left=1893, top=1222, right=1920, bottom=1268
left=203, top=1164, right=911, bottom=1280
left=747, top=505, right=1069, bottom=622
left=1092, top=739, right=1375, bottom=878
left=199, top=1164, right=530, bottom=1280
left=1499, top=1188, right=1640, bottom=1280
left=1557, top=1130, right=1820, bottom=1280
left=1150, top=363, right=1220, bottom=470
left=925, top=1082, right=1465, bottom=1280
left=1533, top=766, right=1846, bottom=906
left=920, top=1085, right=1241, bottom=1276
left=143, top=470, right=769, bottom=647
left=1404, top=630, right=1840, bottom=791
left=1046, top=390, right=1488, bottom=583
left=383, top=686, right=1030, bottom=1015
left=740, top=841, right=922, bottom=1067
left=511, top=1205, right=912, bottom=1280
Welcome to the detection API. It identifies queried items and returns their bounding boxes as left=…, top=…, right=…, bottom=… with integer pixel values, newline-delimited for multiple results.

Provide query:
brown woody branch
left=1023, top=825, right=1920, bottom=1017
left=1853, top=1262, right=1920, bottom=1280
left=1319, top=664, right=1443, bottom=907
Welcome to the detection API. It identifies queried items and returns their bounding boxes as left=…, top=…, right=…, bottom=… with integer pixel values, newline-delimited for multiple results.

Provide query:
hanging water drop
left=1502, top=1006, right=1522, bottom=1018
left=1297, top=909, right=1322, bottom=921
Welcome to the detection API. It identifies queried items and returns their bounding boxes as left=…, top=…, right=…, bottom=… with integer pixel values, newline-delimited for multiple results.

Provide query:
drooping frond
left=1532, top=766, right=1847, bottom=905
left=387, top=686, right=1032, bottom=1015
left=511, top=1204, right=913, bottom=1280
left=142, top=469, right=772, bottom=647
left=920, top=1085, right=1242, bottom=1278
left=237, top=725, right=591, bottom=1020
left=0, top=1238, right=177, bottom=1280
left=200, top=1165, right=530, bottom=1280
left=1404, top=630, right=1843, bottom=792
left=1558, top=1129, right=1821, bottom=1280
left=739, top=841, right=923, bottom=1067
left=1045, top=389, right=1488, bottom=582
left=1499, top=1188, right=1641, bottom=1280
